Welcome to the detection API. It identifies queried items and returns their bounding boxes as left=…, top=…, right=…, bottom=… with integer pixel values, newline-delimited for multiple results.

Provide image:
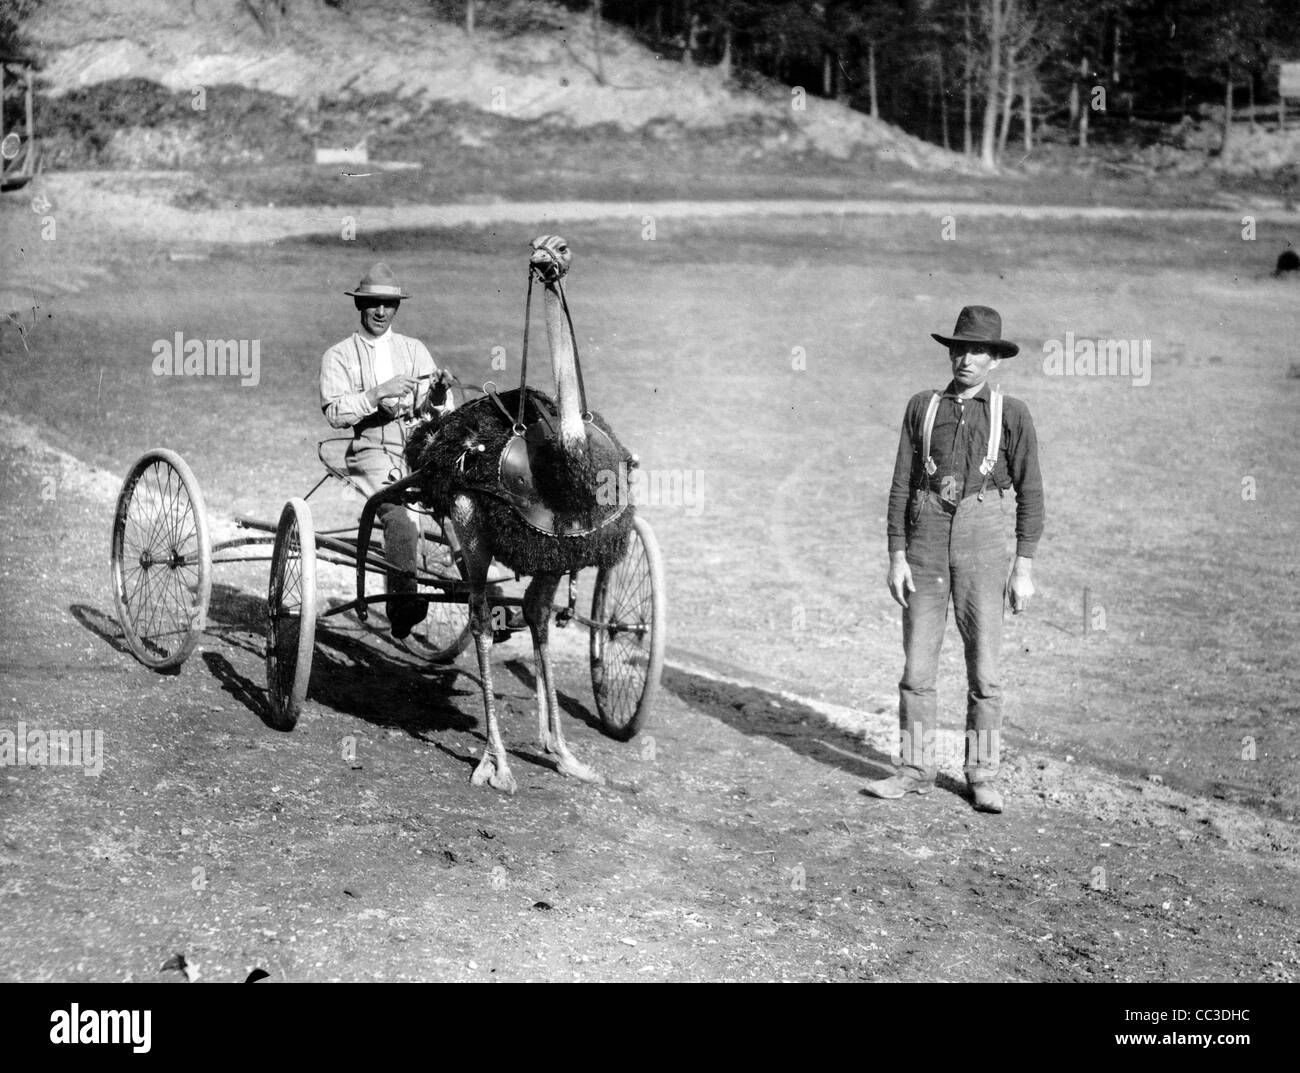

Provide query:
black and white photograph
left=0, top=0, right=1297, bottom=1011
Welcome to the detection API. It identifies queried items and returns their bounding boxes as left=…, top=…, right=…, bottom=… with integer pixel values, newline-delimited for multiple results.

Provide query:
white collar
left=358, top=328, right=393, bottom=348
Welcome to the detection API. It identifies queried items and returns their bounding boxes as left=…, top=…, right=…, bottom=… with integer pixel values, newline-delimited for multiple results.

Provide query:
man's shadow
left=659, top=665, right=968, bottom=800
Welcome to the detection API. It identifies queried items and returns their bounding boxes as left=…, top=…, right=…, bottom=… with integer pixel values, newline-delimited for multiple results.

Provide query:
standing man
left=869, top=306, right=1043, bottom=814
left=320, top=262, right=455, bottom=638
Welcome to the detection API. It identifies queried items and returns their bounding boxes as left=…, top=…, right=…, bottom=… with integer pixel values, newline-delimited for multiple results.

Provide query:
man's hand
left=887, top=550, right=915, bottom=609
left=368, top=373, right=419, bottom=412
left=1007, top=556, right=1034, bottom=614
left=422, top=368, right=456, bottom=412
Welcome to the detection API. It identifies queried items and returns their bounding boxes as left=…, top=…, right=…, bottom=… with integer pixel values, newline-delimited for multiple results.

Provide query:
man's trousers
left=347, top=440, right=421, bottom=618
left=897, top=489, right=1009, bottom=785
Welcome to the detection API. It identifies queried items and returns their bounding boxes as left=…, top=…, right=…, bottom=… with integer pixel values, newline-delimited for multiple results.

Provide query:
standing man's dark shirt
left=887, top=381, right=1043, bottom=559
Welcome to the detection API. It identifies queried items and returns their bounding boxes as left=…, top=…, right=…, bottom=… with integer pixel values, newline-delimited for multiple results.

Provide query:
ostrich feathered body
left=405, top=387, right=634, bottom=576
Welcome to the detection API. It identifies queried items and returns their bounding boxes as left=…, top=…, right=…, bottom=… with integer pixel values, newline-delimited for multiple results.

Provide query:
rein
left=497, top=261, right=591, bottom=430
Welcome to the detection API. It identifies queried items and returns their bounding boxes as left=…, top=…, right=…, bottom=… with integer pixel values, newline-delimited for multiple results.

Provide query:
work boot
left=864, top=772, right=934, bottom=799
left=969, top=781, right=1004, bottom=814
left=389, top=596, right=429, bottom=640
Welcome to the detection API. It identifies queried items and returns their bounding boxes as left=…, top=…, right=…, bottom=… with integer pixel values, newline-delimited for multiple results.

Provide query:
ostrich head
left=530, top=235, right=571, bottom=283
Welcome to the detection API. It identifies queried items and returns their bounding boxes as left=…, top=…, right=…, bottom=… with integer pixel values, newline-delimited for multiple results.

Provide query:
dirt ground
left=1, top=174, right=1298, bottom=983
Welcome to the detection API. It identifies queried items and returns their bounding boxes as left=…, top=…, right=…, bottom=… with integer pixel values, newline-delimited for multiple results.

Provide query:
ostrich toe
left=471, top=753, right=518, bottom=795
left=549, top=747, right=605, bottom=786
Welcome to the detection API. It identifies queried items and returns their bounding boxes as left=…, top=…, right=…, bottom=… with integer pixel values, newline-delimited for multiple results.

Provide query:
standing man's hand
left=887, top=550, right=915, bottom=609
left=1008, top=556, right=1034, bottom=613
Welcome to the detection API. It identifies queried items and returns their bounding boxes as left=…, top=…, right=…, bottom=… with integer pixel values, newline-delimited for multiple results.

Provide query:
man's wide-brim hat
left=931, top=305, right=1018, bottom=357
left=345, top=262, right=410, bottom=300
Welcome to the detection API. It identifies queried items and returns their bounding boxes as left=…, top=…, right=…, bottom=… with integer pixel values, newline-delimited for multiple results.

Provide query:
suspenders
left=921, top=392, right=942, bottom=477
left=920, top=385, right=1003, bottom=499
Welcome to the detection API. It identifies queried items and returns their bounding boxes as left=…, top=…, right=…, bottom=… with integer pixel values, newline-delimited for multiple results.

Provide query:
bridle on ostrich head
left=529, top=235, right=571, bottom=283
left=491, top=235, right=589, bottom=433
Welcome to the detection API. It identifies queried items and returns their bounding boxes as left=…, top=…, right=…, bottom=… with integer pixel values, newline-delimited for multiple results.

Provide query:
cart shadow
left=71, top=588, right=593, bottom=758
left=659, top=664, right=967, bottom=798
left=200, top=584, right=482, bottom=736
left=201, top=650, right=274, bottom=724
left=69, top=602, right=164, bottom=664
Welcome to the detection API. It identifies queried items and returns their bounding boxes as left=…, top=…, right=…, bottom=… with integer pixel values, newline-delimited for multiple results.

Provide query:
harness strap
left=556, top=280, right=590, bottom=419
left=484, top=382, right=515, bottom=426
left=515, top=268, right=535, bottom=431
left=516, top=260, right=592, bottom=427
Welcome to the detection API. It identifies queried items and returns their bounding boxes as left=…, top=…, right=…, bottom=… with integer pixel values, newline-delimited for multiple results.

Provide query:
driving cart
left=109, top=427, right=665, bottom=741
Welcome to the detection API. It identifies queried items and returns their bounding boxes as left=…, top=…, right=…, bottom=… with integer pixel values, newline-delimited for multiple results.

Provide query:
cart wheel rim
left=266, top=498, right=316, bottom=728
left=590, top=514, right=665, bottom=739
left=110, top=449, right=211, bottom=670
left=407, top=517, right=471, bottom=662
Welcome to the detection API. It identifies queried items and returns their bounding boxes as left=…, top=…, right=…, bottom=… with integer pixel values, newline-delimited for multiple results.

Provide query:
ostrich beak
left=529, top=235, right=571, bottom=283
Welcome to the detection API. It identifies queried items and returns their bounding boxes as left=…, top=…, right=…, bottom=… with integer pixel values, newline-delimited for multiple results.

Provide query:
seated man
left=319, top=262, right=455, bottom=638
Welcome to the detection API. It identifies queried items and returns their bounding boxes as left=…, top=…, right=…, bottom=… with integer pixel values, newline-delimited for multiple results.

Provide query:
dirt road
left=2, top=181, right=1298, bottom=982
left=0, top=414, right=1295, bottom=982
left=10, top=171, right=1297, bottom=256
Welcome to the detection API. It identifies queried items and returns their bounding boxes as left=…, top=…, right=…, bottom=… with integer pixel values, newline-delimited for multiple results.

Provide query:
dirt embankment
left=25, top=0, right=969, bottom=173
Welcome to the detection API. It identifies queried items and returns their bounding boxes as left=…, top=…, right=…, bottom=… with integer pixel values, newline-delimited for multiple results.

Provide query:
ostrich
left=403, top=236, right=634, bottom=794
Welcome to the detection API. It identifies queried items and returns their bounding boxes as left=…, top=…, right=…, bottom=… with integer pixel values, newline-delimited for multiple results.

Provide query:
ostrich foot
left=547, top=745, right=605, bottom=786
left=471, top=752, right=518, bottom=795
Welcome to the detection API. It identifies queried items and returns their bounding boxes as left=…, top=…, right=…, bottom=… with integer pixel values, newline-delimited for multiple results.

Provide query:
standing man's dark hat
left=931, top=305, right=1019, bottom=358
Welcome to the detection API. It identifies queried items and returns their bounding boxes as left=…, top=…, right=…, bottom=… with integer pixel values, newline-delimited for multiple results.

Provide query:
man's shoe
left=864, top=773, right=934, bottom=800
left=389, top=597, right=429, bottom=640
left=970, top=783, right=1004, bottom=814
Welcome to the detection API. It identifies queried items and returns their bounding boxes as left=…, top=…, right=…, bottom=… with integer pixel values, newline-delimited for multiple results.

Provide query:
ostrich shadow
left=501, top=657, right=602, bottom=733
left=659, top=665, right=968, bottom=800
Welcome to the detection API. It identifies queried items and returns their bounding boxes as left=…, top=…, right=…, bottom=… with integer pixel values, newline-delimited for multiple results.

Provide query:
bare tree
left=979, top=0, right=1006, bottom=168
left=592, top=0, right=606, bottom=85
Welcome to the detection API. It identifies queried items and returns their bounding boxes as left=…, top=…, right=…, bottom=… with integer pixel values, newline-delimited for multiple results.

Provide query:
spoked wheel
left=266, top=498, right=317, bottom=730
left=110, top=448, right=212, bottom=670
left=405, top=516, right=472, bottom=663
left=589, top=514, right=666, bottom=740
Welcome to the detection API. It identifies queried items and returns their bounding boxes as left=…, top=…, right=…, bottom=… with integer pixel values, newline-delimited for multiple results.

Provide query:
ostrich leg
left=452, top=497, right=517, bottom=795
left=524, top=574, right=605, bottom=785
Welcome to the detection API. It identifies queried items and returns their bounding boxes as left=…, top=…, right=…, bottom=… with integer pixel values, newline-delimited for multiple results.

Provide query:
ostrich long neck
left=542, top=283, right=587, bottom=449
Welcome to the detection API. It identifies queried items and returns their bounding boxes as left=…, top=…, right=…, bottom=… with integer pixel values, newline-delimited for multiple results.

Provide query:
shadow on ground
left=661, top=664, right=892, bottom=777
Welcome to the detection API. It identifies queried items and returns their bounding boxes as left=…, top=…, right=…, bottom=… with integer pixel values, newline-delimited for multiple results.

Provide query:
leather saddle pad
left=497, top=420, right=628, bottom=536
